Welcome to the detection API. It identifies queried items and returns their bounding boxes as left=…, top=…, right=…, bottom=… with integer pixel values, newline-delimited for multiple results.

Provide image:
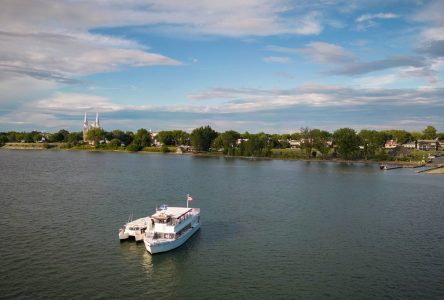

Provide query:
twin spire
left=83, top=112, right=100, bottom=128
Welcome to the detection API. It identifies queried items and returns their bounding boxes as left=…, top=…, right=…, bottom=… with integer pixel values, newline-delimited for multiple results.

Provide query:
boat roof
left=126, top=217, right=151, bottom=227
left=152, top=207, right=192, bottom=219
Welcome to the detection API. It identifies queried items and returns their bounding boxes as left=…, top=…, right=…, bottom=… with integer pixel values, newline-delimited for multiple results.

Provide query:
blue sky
left=0, top=0, right=443, bottom=133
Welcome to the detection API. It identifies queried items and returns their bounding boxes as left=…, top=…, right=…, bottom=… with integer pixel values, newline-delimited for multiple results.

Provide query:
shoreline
left=2, top=143, right=435, bottom=168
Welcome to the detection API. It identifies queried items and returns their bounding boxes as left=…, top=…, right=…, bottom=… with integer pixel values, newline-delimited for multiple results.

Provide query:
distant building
left=289, top=139, right=301, bottom=148
left=417, top=140, right=438, bottom=151
left=402, top=141, right=416, bottom=149
left=83, top=112, right=101, bottom=144
left=384, top=139, right=400, bottom=149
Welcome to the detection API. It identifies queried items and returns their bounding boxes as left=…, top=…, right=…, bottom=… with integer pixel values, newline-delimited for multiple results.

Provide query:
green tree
left=358, top=129, right=386, bottom=160
left=333, top=128, right=360, bottom=160
left=212, top=130, right=241, bottom=155
left=86, top=128, right=106, bottom=145
left=190, top=125, right=218, bottom=151
left=290, top=132, right=301, bottom=140
left=422, top=125, right=437, bottom=139
left=67, top=132, right=82, bottom=144
left=133, top=128, right=152, bottom=148
left=157, top=131, right=175, bottom=145
left=49, top=129, right=70, bottom=142
left=383, top=130, right=411, bottom=144
left=0, top=134, right=7, bottom=147
left=107, top=138, right=121, bottom=149
left=242, top=133, right=270, bottom=157
left=312, top=129, right=332, bottom=159
left=126, top=143, right=141, bottom=152
left=410, top=131, right=422, bottom=141
left=300, top=127, right=313, bottom=158
left=7, top=131, right=18, bottom=142
left=112, top=130, right=133, bottom=146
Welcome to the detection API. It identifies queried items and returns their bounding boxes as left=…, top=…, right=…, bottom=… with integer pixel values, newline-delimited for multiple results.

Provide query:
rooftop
left=152, top=206, right=191, bottom=219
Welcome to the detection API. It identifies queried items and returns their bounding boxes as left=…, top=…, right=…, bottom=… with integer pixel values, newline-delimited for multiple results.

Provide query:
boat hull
left=144, top=223, right=200, bottom=254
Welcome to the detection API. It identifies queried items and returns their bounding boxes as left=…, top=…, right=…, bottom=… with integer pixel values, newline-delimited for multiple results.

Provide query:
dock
left=416, top=165, right=444, bottom=174
left=380, top=164, right=425, bottom=171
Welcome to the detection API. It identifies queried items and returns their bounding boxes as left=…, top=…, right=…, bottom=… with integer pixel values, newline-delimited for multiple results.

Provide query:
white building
left=83, top=112, right=101, bottom=143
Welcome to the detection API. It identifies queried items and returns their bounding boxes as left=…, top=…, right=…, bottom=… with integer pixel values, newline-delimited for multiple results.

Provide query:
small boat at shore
left=144, top=195, right=200, bottom=254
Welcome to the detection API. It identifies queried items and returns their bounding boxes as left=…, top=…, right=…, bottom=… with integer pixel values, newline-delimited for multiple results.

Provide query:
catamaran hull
left=144, top=223, right=200, bottom=254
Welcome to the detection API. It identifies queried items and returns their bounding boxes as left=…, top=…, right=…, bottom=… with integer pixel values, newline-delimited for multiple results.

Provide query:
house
left=438, top=140, right=444, bottom=150
left=384, top=139, right=400, bottom=149
left=289, top=139, right=302, bottom=149
left=402, top=141, right=416, bottom=149
left=416, top=140, right=438, bottom=151
left=236, top=138, right=248, bottom=145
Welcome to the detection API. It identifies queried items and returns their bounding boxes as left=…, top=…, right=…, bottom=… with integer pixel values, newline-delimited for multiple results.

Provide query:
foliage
left=110, top=130, right=133, bottom=146
left=67, top=132, right=83, bottom=144
left=107, top=139, right=122, bottom=149
left=0, top=134, right=7, bottom=147
left=212, top=130, right=241, bottom=155
left=86, top=128, right=106, bottom=146
left=333, top=128, right=360, bottom=160
left=190, top=125, right=218, bottom=151
left=49, top=129, right=69, bottom=142
left=358, top=129, right=386, bottom=160
left=126, top=143, right=142, bottom=152
left=133, top=128, right=152, bottom=147
left=383, top=130, right=411, bottom=144
left=157, top=130, right=189, bottom=146
left=422, top=125, right=437, bottom=139
left=160, top=145, right=170, bottom=153
left=238, top=133, right=271, bottom=157
left=311, top=129, right=332, bottom=159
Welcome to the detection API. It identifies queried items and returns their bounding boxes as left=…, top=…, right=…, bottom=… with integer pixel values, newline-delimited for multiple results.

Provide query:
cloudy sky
left=0, top=0, right=443, bottom=133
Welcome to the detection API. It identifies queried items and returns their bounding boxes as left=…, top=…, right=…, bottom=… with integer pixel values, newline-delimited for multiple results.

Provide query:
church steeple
left=95, top=112, right=100, bottom=128
left=83, top=112, right=89, bottom=127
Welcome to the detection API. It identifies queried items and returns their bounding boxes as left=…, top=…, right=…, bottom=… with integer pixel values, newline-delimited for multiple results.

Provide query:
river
left=0, top=150, right=443, bottom=299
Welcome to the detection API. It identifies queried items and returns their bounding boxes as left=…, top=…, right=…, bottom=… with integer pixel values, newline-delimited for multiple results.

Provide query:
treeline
left=1, top=125, right=442, bottom=161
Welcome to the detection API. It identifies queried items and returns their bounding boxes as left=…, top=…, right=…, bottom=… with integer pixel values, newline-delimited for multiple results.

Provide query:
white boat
left=143, top=204, right=200, bottom=254
left=118, top=216, right=151, bottom=242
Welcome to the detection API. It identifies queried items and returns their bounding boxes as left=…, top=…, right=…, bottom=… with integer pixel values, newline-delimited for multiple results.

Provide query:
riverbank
left=2, top=142, right=436, bottom=168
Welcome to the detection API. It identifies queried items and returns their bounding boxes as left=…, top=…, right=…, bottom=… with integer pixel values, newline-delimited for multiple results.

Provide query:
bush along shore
left=1, top=125, right=443, bottom=164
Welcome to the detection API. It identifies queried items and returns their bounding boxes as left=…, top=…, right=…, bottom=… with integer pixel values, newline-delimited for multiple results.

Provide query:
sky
left=0, top=0, right=443, bottom=133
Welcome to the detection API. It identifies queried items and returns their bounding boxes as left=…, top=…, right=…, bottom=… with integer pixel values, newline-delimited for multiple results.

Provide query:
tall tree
left=300, top=127, right=313, bottom=158
left=422, top=125, right=437, bottom=139
left=333, top=128, right=360, bottom=160
left=312, top=129, right=332, bottom=159
left=212, top=130, right=240, bottom=155
left=86, top=128, right=106, bottom=145
left=190, top=126, right=218, bottom=151
left=133, top=128, right=152, bottom=148
left=358, top=129, right=386, bottom=160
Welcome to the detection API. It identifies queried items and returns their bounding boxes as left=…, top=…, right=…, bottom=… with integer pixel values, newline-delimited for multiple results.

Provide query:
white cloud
left=353, top=74, right=398, bottom=88
left=422, top=27, right=444, bottom=42
left=0, top=0, right=323, bottom=37
left=296, top=42, right=357, bottom=64
left=356, top=13, right=399, bottom=23
left=263, top=56, right=293, bottom=64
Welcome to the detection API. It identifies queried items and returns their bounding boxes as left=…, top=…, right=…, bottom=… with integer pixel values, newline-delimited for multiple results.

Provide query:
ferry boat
left=118, top=216, right=151, bottom=242
left=143, top=200, right=200, bottom=254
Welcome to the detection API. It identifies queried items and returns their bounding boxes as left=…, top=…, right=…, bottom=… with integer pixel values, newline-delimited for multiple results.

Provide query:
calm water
left=0, top=150, right=443, bottom=299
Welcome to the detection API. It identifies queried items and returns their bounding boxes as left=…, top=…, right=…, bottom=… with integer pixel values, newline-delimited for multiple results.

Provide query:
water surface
left=1, top=150, right=443, bottom=299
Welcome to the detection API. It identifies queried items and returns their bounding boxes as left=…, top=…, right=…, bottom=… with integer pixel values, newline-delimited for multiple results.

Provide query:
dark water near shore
left=1, top=150, right=443, bottom=299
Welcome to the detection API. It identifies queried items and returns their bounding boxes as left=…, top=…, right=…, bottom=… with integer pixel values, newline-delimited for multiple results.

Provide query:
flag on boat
left=187, top=194, right=193, bottom=201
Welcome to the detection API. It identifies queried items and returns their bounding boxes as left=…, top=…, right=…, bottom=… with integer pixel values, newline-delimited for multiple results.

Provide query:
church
left=83, top=112, right=101, bottom=143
